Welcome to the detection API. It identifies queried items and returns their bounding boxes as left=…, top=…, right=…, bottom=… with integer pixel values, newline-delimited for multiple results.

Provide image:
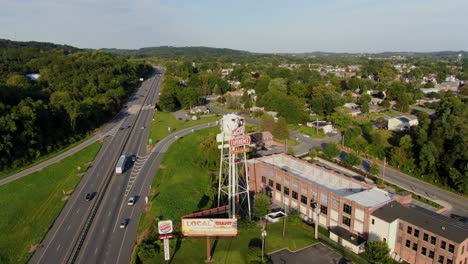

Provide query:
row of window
left=405, top=240, right=453, bottom=263
left=406, top=226, right=455, bottom=253
left=263, top=176, right=353, bottom=215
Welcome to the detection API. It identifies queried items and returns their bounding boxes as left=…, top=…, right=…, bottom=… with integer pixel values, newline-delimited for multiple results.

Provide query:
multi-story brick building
left=248, top=154, right=394, bottom=253
left=370, top=201, right=468, bottom=264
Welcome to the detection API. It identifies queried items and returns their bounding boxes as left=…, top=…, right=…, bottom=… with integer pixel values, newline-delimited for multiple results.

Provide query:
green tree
left=272, top=117, right=289, bottom=140
left=260, top=114, right=275, bottom=133
left=253, top=193, right=270, bottom=220
left=323, top=142, right=340, bottom=159
left=268, top=78, right=287, bottom=93
left=370, top=162, right=380, bottom=176
left=365, top=241, right=392, bottom=264
left=343, top=152, right=361, bottom=167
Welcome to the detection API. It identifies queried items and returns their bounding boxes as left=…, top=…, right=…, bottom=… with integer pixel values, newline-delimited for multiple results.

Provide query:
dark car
left=450, top=214, right=468, bottom=223
left=85, top=192, right=96, bottom=201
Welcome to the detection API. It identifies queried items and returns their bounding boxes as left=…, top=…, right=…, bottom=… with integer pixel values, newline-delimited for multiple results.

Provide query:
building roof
left=330, top=226, right=366, bottom=246
left=372, top=201, right=468, bottom=243
left=255, top=154, right=393, bottom=208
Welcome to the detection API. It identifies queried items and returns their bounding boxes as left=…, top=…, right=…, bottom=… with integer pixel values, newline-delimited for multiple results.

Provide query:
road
left=78, top=122, right=218, bottom=264
left=29, top=67, right=164, bottom=264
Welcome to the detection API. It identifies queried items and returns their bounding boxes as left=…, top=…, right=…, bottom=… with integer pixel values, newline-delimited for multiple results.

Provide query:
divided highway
left=29, top=68, right=164, bottom=264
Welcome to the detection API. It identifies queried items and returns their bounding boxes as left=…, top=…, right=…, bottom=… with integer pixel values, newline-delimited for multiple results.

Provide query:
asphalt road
left=28, top=67, right=164, bottom=264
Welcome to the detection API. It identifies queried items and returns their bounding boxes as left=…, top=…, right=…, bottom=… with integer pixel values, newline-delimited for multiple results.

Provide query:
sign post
left=158, top=220, right=173, bottom=263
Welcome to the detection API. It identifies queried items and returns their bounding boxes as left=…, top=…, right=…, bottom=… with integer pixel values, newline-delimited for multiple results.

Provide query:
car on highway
left=140, top=126, right=145, bottom=130
left=119, top=219, right=128, bottom=228
left=85, top=192, right=96, bottom=201
left=127, top=196, right=136, bottom=206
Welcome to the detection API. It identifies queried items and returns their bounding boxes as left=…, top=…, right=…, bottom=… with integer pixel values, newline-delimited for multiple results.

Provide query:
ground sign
left=181, top=218, right=238, bottom=237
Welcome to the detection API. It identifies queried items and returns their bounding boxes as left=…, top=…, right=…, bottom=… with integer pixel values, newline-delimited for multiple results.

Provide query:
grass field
left=148, top=111, right=220, bottom=143
left=135, top=128, right=317, bottom=263
left=0, top=142, right=101, bottom=264
left=0, top=133, right=95, bottom=180
left=289, top=124, right=327, bottom=139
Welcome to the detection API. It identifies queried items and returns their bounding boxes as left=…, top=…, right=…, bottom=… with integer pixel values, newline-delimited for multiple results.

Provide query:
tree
left=253, top=193, right=270, bottom=220
left=365, top=241, right=392, bottom=264
left=323, top=142, right=340, bottom=159
left=268, top=78, right=287, bottom=93
left=343, top=152, right=361, bottom=167
left=370, top=162, right=380, bottom=176
left=329, top=108, right=353, bottom=131
left=272, top=117, right=289, bottom=140
left=158, top=93, right=178, bottom=112
left=260, top=114, right=275, bottom=133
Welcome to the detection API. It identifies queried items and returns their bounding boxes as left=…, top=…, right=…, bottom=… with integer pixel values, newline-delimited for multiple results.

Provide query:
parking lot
left=269, top=243, right=348, bottom=264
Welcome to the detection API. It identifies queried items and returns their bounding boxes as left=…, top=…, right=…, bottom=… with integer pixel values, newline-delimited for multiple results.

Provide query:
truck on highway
left=115, top=155, right=126, bottom=174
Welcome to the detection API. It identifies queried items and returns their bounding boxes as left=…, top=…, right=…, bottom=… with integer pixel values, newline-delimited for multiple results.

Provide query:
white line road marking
left=56, top=244, right=61, bottom=251
left=95, top=247, right=98, bottom=255
left=66, top=225, right=71, bottom=231
left=108, top=211, right=111, bottom=217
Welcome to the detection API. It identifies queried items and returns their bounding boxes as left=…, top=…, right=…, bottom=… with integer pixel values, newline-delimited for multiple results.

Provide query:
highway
left=29, top=67, right=164, bottom=264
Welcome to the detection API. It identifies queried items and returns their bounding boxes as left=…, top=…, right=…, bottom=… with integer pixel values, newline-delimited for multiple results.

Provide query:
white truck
left=115, top=155, right=126, bottom=174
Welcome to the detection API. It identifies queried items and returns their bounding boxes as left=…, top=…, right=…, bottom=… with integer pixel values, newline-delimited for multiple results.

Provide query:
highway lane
left=29, top=70, right=161, bottom=264
left=75, top=69, right=163, bottom=263
left=102, top=122, right=218, bottom=264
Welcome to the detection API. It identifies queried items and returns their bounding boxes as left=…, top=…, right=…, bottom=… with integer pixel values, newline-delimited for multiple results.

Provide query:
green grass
left=0, top=133, right=95, bottom=180
left=135, top=128, right=318, bottom=263
left=0, top=142, right=102, bottom=264
left=148, top=111, right=220, bottom=143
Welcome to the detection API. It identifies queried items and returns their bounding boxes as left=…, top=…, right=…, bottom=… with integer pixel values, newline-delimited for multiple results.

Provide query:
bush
left=323, top=142, right=340, bottom=158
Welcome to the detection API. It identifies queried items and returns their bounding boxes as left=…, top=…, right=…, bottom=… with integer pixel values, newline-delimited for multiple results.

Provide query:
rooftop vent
left=441, top=226, right=446, bottom=230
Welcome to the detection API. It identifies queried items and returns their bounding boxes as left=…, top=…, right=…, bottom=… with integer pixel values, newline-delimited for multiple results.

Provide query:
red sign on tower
left=229, top=135, right=251, bottom=147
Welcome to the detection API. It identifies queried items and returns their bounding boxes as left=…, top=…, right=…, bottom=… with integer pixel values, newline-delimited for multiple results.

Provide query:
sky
left=1, top=0, right=467, bottom=53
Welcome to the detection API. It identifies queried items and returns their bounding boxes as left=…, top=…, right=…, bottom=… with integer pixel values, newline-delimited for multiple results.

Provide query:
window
left=384, top=238, right=387, bottom=242
left=321, top=193, right=328, bottom=204
left=269, top=170, right=274, bottom=177
left=261, top=176, right=266, bottom=184
left=292, top=180, right=299, bottom=191
left=441, top=241, right=447, bottom=250
left=405, top=240, right=411, bottom=248
left=399, top=223, right=403, bottom=230
left=407, top=226, right=413, bottom=234
left=447, top=259, right=452, bottom=264
left=320, top=205, right=328, bottom=215
left=284, top=187, right=289, bottom=196
left=439, top=255, right=445, bottom=264
left=397, top=236, right=402, bottom=243
left=431, top=236, right=436, bottom=245
left=343, top=204, right=352, bottom=215
left=343, top=216, right=351, bottom=227
left=448, top=244, right=455, bottom=254
left=423, top=233, right=429, bottom=242
left=268, top=179, right=274, bottom=187
left=414, top=229, right=419, bottom=238
left=292, top=191, right=298, bottom=200
left=429, top=250, right=434, bottom=259
left=276, top=183, right=281, bottom=191
left=462, top=245, right=465, bottom=254
left=412, top=243, right=418, bottom=251
left=372, top=219, right=375, bottom=225
left=421, top=247, right=427, bottom=256
left=310, top=200, right=317, bottom=208
left=300, top=195, right=307, bottom=205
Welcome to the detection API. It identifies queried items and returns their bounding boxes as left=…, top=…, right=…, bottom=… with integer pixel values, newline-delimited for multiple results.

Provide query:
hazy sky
left=1, top=0, right=467, bottom=53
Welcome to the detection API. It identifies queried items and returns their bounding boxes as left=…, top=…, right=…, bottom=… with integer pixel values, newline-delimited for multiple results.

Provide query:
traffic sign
left=229, top=135, right=251, bottom=147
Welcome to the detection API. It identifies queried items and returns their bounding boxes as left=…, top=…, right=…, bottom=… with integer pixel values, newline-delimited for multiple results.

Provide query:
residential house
left=436, top=82, right=459, bottom=92
left=221, top=68, right=233, bottom=78
left=189, top=105, right=210, bottom=115
left=387, top=116, right=419, bottom=131
left=306, top=121, right=337, bottom=134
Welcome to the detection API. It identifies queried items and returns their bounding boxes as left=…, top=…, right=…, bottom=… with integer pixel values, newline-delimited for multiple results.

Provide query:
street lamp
left=261, top=228, right=267, bottom=262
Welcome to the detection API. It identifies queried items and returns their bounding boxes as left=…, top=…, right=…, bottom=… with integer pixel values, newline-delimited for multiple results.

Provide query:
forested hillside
left=0, top=43, right=152, bottom=171
left=102, top=46, right=253, bottom=59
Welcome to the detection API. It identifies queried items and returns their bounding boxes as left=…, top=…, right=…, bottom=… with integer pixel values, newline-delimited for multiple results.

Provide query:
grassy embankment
left=0, top=142, right=102, bottom=264
left=135, top=128, right=317, bottom=263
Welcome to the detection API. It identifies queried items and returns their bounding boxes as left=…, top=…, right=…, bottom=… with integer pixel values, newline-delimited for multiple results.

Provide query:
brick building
left=247, top=154, right=394, bottom=253
left=370, top=201, right=468, bottom=264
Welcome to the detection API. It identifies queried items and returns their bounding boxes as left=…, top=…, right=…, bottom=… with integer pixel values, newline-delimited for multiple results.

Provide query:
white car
left=120, top=219, right=128, bottom=228
left=127, top=196, right=136, bottom=205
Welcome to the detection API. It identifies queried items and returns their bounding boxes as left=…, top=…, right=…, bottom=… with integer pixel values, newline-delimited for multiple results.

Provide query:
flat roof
left=256, top=154, right=393, bottom=208
left=372, top=201, right=468, bottom=243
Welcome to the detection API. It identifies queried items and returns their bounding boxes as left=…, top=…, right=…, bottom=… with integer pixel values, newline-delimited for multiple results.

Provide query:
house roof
left=329, top=226, right=366, bottom=246
left=372, top=201, right=468, bottom=243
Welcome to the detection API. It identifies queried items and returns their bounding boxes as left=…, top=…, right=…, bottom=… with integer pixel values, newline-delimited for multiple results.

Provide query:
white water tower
left=216, top=114, right=251, bottom=218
